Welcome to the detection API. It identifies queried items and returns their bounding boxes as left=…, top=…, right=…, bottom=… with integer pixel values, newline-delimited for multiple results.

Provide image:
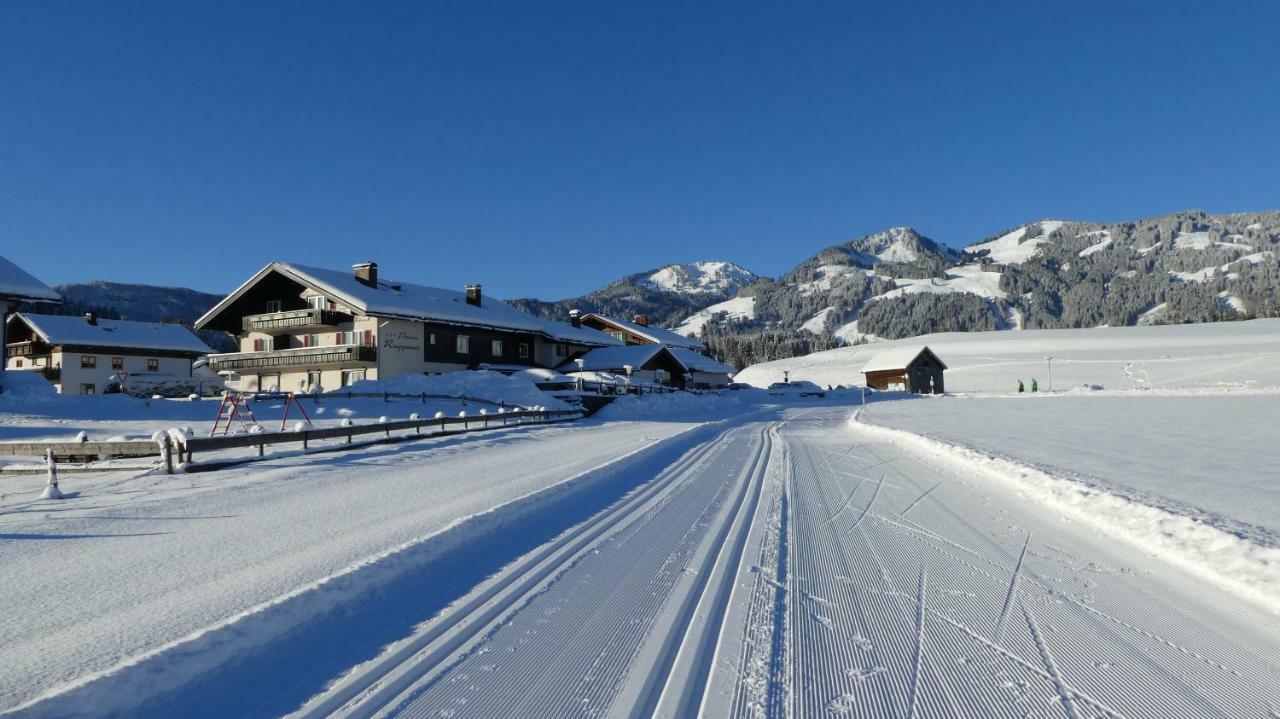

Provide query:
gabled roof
left=0, top=255, right=60, bottom=303
left=10, top=313, right=213, bottom=354
left=667, top=346, right=735, bottom=375
left=861, top=345, right=947, bottom=373
left=556, top=344, right=677, bottom=373
left=195, top=262, right=620, bottom=347
left=581, top=313, right=706, bottom=351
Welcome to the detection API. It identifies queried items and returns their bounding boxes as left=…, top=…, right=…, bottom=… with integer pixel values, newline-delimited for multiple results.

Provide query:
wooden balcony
left=209, top=344, right=377, bottom=372
left=5, top=341, right=48, bottom=358
left=241, top=308, right=345, bottom=332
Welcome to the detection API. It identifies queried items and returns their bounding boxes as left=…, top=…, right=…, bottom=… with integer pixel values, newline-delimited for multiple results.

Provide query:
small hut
left=861, top=346, right=947, bottom=394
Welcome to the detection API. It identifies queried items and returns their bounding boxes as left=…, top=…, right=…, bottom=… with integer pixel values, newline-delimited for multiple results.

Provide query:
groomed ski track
left=293, top=404, right=1280, bottom=718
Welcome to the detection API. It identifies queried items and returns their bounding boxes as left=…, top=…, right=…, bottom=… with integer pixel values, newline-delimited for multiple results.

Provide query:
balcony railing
left=209, top=344, right=377, bottom=372
left=5, top=341, right=48, bottom=358
left=40, top=366, right=61, bottom=382
left=241, top=308, right=345, bottom=332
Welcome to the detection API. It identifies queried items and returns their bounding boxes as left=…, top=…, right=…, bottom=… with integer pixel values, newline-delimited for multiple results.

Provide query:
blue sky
left=3, top=1, right=1278, bottom=299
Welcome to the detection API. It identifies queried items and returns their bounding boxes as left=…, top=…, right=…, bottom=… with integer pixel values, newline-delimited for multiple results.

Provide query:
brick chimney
left=569, top=309, right=581, bottom=328
left=633, top=314, right=649, bottom=327
left=466, top=284, right=482, bottom=307
left=85, top=312, right=98, bottom=326
left=353, top=262, right=378, bottom=288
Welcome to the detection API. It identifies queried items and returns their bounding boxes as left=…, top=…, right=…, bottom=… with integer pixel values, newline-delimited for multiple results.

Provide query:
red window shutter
left=253, top=339, right=263, bottom=352
left=335, top=332, right=343, bottom=344
left=364, top=330, right=373, bottom=346
left=303, top=335, right=311, bottom=347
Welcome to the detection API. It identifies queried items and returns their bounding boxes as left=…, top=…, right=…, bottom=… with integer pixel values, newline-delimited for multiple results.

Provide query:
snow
left=641, top=261, right=757, bottom=295
left=340, top=369, right=567, bottom=410
left=860, top=345, right=939, bottom=373
left=877, top=263, right=1006, bottom=301
left=736, top=318, right=1280, bottom=392
left=1173, top=230, right=1213, bottom=250
left=799, top=307, right=833, bottom=334
left=585, top=313, right=704, bottom=350
left=964, top=220, right=1066, bottom=265
left=197, top=262, right=619, bottom=348
left=853, top=399, right=1280, bottom=611
left=1077, top=231, right=1112, bottom=257
left=673, top=295, right=756, bottom=338
left=1173, top=231, right=1256, bottom=253
left=0, top=255, right=59, bottom=302
left=12, top=313, right=213, bottom=354
left=4, top=389, right=1280, bottom=715
left=666, top=346, right=736, bottom=375
left=558, top=344, right=670, bottom=373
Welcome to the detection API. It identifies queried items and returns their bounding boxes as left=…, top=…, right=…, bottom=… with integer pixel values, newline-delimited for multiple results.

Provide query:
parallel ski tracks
left=292, top=423, right=744, bottom=718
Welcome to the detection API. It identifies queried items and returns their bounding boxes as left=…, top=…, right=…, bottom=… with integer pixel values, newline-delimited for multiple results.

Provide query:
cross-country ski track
left=11, top=403, right=1280, bottom=717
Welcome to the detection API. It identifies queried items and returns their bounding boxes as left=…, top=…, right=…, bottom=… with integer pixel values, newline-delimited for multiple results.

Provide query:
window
left=14, top=359, right=22, bottom=368
left=429, top=333, right=437, bottom=345
left=81, top=383, right=96, bottom=396
left=555, top=344, right=569, bottom=357
left=147, top=358, right=159, bottom=372
left=518, top=343, right=530, bottom=359
left=307, top=371, right=322, bottom=390
left=111, top=357, right=124, bottom=370
left=608, top=330, right=627, bottom=341
left=265, top=300, right=283, bottom=313
left=308, top=295, right=327, bottom=310
left=491, top=339, right=503, bottom=356
left=302, top=333, right=319, bottom=347
left=81, top=355, right=97, bottom=369
left=456, top=335, right=470, bottom=354
left=340, top=369, right=366, bottom=387
left=252, top=337, right=274, bottom=352
left=339, top=330, right=373, bottom=346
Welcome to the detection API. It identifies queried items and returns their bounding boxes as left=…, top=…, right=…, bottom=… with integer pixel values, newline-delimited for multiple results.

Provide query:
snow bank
left=594, top=390, right=764, bottom=421
left=0, top=370, right=58, bottom=402
left=849, top=413, right=1280, bottom=615
left=338, top=370, right=566, bottom=410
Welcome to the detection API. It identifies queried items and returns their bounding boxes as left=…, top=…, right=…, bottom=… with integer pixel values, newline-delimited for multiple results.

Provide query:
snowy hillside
left=735, top=316, right=1280, bottom=392
left=641, top=260, right=757, bottom=295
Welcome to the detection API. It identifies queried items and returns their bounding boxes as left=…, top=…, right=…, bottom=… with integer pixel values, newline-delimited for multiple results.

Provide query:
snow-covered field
left=4, top=322, right=1280, bottom=717
left=736, top=317, right=1280, bottom=393
left=859, top=394, right=1280, bottom=549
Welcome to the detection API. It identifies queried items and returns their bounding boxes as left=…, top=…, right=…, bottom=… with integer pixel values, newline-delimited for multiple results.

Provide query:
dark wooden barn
left=861, top=346, right=947, bottom=394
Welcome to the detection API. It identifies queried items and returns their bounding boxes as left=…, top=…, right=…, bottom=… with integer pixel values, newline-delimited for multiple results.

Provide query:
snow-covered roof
left=11, top=313, right=213, bottom=354
left=861, top=345, right=946, bottom=373
left=557, top=344, right=675, bottom=373
left=582, top=313, right=705, bottom=350
left=197, top=262, right=620, bottom=347
left=0, top=255, right=60, bottom=303
left=667, top=346, right=735, bottom=375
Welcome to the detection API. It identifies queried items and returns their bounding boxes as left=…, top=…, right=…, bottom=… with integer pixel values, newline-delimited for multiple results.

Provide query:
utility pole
left=1046, top=356, right=1053, bottom=393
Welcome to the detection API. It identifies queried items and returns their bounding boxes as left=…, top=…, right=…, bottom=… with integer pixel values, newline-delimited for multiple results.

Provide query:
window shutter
left=335, top=332, right=343, bottom=344
left=364, top=329, right=373, bottom=346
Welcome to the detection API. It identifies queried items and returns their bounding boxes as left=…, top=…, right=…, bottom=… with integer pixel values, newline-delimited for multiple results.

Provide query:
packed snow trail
left=292, top=403, right=1280, bottom=718
left=296, top=419, right=783, bottom=718
left=12, top=402, right=1280, bottom=717
left=783, top=407, right=1280, bottom=718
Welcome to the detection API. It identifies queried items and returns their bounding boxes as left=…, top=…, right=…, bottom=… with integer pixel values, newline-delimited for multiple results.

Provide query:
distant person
left=1031, top=378, right=1039, bottom=392
left=1017, top=379, right=1025, bottom=393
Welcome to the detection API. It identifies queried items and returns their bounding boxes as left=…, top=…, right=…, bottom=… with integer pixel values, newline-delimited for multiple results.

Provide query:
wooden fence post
left=162, top=434, right=174, bottom=475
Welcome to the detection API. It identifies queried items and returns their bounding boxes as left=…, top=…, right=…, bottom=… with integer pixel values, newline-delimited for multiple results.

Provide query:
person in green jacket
left=1017, top=379, right=1024, bottom=393
left=1031, top=378, right=1039, bottom=392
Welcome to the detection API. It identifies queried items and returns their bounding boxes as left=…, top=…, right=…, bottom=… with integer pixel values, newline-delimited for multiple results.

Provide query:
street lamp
left=1045, top=356, right=1053, bottom=393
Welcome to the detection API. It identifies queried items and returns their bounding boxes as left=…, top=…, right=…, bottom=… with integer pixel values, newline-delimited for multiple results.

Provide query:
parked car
left=767, top=380, right=826, bottom=398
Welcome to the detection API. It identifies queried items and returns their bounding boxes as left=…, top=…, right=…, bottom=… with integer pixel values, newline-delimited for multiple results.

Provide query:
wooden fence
left=0, top=408, right=582, bottom=475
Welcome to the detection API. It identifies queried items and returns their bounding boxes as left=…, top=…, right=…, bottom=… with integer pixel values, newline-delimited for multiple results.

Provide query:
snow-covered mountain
left=507, top=261, right=760, bottom=328
left=693, top=210, right=1280, bottom=369
left=640, top=261, right=758, bottom=296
